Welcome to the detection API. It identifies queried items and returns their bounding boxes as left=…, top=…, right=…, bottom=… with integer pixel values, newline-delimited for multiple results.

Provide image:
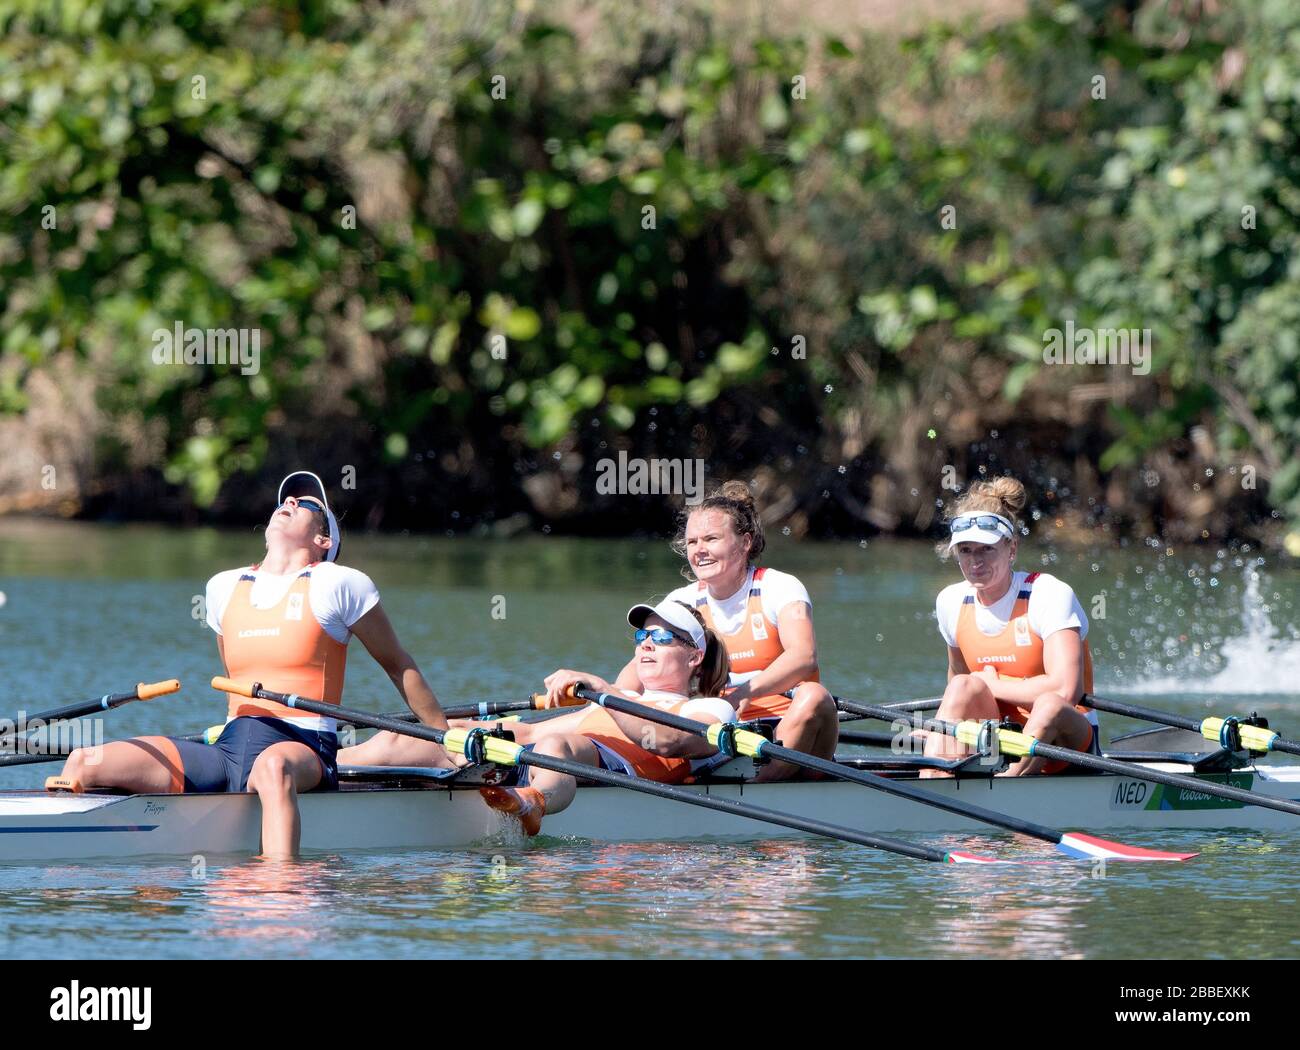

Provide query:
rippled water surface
left=1, top=521, right=1297, bottom=958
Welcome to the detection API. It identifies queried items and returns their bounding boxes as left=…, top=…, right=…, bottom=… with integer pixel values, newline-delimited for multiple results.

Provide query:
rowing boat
left=3, top=757, right=1297, bottom=863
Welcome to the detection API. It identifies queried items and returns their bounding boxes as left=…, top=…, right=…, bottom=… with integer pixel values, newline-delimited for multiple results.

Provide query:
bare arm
left=980, top=629, right=1085, bottom=706
left=542, top=669, right=714, bottom=757
left=350, top=603, right=449, bottom=730
left=725, top=602, right=819, bottom=706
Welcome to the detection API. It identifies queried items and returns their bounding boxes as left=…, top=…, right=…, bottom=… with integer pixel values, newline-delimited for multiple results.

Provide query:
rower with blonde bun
left=924, top=476, right=1101, bottom=777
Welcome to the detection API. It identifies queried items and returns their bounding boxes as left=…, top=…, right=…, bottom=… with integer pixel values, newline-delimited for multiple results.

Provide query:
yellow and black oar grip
left=1201, top=717, right=1277, bottom=752
left=136, top=679, right=181, bottom=700
left=954, top=719, right=1035, bottom=757
left=211, top=676, right=257, bottom=697
left=704, top=722, right=767, bottom=758
left=443, top=727, right=524, bottom=766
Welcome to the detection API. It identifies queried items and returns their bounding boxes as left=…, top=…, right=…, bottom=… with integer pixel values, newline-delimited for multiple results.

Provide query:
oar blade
left=1058, top=832, right=1197, bottom=862
left=945, top=851, right=1014, bottom=864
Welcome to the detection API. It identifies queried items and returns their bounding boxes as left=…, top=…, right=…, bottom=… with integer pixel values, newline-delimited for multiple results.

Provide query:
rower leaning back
left=52, top=470, right=452, bottom=857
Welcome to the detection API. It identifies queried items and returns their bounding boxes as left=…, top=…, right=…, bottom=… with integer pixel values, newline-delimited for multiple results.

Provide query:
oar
left=0, top=680, right=181, bottom=751
left=575, top=687, right=1195, bottom=862
left=377, top=693, right=587, bottom=724
left=209, top=676, right=1000, bottom=864
left=1082, top=694, right=1300, bottom=757
left=4, top=692, right=573, bottom=767
left=836, top=696, right=1300, bottom=820
left=0, top=723, right=216, bottom=768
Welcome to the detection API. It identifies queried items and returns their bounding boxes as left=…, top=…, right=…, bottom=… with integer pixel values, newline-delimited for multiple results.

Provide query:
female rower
left=54, top=470, right=452, bottom=857
left=612, top=481, right=837, bottom=781
left=473, top=599, right=736, bottom=836
left=925, top=477, right=1100, bottom=776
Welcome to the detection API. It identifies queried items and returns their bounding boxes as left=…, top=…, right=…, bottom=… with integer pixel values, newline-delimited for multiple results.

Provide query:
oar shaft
left=213, top=678, right=955, bottom=862
left=0, top=680, right=181, bottom=744
left=515, top=746, right=948, bottom=861
left=0, top=730, right=210, bottom=767
left=377, top=699, right=550, bottom=723
left=839, top=698, right=1300, bottom=819
left=1082, top=694, right=1300, bottom=758
left=580, top=688, right=1068, bottom=845
left=1081, top=694, right=1200, bottom=732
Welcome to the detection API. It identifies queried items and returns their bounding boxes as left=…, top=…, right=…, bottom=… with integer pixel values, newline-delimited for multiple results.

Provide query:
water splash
left=1117, top=561, right=1300, bottom=697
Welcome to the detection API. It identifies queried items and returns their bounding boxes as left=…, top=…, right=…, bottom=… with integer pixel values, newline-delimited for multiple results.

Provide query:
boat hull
left=0, top=763, right=1296, bottom=863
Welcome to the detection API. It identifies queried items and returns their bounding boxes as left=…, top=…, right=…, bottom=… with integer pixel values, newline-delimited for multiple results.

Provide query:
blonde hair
left=671, top=480, right=765, bottom=581
left=937, top=477, right=1027, bottom=558
left=675, top=602, right=731, bottom=698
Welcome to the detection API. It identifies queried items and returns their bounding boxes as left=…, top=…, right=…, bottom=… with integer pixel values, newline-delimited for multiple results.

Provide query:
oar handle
left=2, top=678, right=183, bottom=739
left=136, top=679, right=181, bottom=701
left=531, top=686, right=589, bottom=709
left=212, top=676, right=256, bottom=698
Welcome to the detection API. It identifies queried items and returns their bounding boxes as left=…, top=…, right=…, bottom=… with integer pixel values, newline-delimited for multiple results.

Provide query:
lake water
left=0, top=519, right=1296, bottom=958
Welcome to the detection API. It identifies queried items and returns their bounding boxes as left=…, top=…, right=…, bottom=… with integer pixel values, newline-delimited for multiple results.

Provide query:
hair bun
left=713, top=479, right=756, bottom=510
left=975, top=477, right=1027, bottom=517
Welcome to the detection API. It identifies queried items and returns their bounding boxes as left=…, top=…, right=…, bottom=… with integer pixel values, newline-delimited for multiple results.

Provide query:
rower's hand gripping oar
left=1082, top=693, right=1300, bottom=758
left=210, top=677, right=1001, bottom=864
left=576, top=686, right=1195, bottom=863
left=835, top=695, right=1300, bottom=820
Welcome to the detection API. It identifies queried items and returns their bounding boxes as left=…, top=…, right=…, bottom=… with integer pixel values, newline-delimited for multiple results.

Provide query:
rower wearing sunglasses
left=470, top=600, right=737, bottom=836
left=53, top=470, right=452, bottom=857
left=613, top=480, right=838, bottom=782
left=924, top=477, right=1100, bottom=777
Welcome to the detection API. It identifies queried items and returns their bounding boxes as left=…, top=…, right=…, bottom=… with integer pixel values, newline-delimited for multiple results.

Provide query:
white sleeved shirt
left=935, top=570, right=1087, bottom=648
left=664, top=566, right=811, bottom=636
left=206, top=562, right=381, bottom=643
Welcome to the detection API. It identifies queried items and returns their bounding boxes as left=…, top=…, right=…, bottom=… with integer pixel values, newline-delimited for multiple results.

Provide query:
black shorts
left=170, top=716, right=339, bottom=793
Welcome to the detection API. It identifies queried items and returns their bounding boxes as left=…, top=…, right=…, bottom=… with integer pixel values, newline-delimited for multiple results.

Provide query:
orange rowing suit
left=219, top=564, right=348, bottom=728
left=573, top=692, right=697, bottom=784
left=694, top=567, right=818, bottom=719
left=954, top=571, right=1095, bottom=772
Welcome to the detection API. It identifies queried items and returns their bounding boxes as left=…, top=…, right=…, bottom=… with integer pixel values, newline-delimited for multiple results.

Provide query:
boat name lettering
left=1112, top=780, right=1148, bottom=808
left=50, top=980, right=151, bottom=1030
left=143, top=801, right=167, bottom=815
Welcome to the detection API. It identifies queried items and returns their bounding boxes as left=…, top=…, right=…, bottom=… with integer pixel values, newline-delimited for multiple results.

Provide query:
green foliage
left=0, top=0, right=1296, bottom=534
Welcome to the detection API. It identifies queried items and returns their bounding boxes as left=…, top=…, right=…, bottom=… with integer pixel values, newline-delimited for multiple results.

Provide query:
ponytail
left=675, top=602, right=731, bottom=698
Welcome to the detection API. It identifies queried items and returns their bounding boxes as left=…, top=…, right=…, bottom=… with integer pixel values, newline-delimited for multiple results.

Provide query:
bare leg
left=59, top=737, right=186, bottom=793
left=753, top=683, right=839, bottom=783
left=337, top=731, right=453, bottom=768
left=1007, top=692, right=1093, bottom=776
left=246, top=741, right=325, bottom=860
left=920, top=675, right=999, bottom=778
